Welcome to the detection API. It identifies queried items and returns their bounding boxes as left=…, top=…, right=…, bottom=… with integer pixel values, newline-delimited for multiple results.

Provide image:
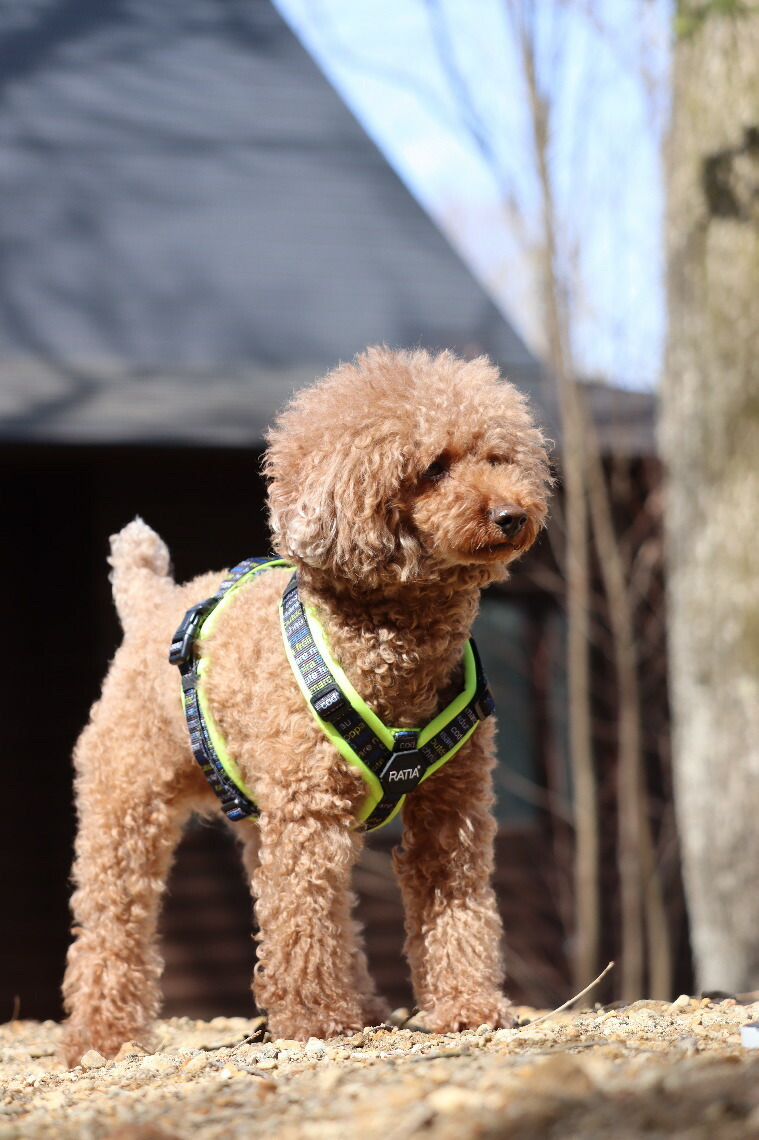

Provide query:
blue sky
left=274, top=0, right=671, bottom=390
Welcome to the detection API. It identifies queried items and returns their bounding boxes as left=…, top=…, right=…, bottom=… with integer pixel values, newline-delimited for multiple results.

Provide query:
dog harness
left=169, top=558, right=495, bottom=831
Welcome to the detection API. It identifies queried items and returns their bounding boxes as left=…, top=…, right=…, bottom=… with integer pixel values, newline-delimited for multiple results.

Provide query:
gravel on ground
left=2, top=996, right=759, bottom=1139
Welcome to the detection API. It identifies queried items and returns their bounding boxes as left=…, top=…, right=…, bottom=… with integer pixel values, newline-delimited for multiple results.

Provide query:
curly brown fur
left=62, top=347, right=551, bottom=1065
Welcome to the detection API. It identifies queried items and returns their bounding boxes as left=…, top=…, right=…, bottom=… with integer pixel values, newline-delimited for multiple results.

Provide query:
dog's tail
left=108, top=517, right=175, bottom=632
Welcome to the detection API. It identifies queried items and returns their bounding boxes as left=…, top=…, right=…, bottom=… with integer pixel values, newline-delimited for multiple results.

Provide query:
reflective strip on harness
left=171, top=562, right=495, bottom=831
left=170, top=557, right=291, bottom=823
left=278, top=574, right=494, bottom=831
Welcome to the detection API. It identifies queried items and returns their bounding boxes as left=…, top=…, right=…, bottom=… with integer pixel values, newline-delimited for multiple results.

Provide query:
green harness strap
left=170, top=559, right=495, bottom=831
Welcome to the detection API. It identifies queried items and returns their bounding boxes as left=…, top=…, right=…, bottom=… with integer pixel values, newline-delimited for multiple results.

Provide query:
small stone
left=42, top=1091, right=70, bottom=1109
left=140, top=1053, right=178, bottom=1072
left=493, top=1028, right=516, bottom=1043
left=627, top=1009, right=657, bottom=1024
left=115, top=1041, right=149, bottom=1062
left=316, top=1066, right=342, bottom=1091
left=401, top=1016, right=429, bottom=1032
left=476, top=1024, right=492, bottom=1035
left=255, top=1058, right=278, bottom=1070
left=181, top=1055, right=210, bottom=1075
left=427, top=1087, right=486, bottom=1113
left=305, top=1038, right=326, bottom=1058
left=521, top=1054, right=596, bottom=1097
left=218, top=1064, right=246, bottom=1079
left=80, top=1050, right=107, bottom=1070
left=234, top=1045, right=262, bottom=1064
left=274, top=1039, right=303, bottom=1052
left=741, top=1023, right=759, bottom=1049
left=388, top=1008, right=411, bottom=1027
left=670, top=994, right=692, bottom=1010
left=673, top=1034, right=699, bottom=1054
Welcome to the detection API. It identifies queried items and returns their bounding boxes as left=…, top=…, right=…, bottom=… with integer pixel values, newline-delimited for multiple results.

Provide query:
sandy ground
left=2, top=997, right=759, bottom=1139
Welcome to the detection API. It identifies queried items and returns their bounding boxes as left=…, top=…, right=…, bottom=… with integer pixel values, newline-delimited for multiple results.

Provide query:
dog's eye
left=422, top=459, right=447, bottom=480
left=487, top=454, right=511, bottom=466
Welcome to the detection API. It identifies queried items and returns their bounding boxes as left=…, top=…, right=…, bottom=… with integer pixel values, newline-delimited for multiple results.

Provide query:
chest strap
left=279, top=574, right=494, bottom=830
left=170, top=561, right=495, bottom=831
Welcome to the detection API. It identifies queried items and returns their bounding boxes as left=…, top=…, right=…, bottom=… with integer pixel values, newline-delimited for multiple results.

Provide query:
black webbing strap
left=169, top=557, right=288, bottom=823
left=280, top=574, right=495, bottom=831
left=171, top=562, right=496, bottom=831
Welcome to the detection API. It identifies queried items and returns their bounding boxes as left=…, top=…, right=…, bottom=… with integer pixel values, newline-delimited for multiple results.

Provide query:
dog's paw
left=418, top=994, right=515, bottom=1034
left=359, top=995, right=392, bottom=1028
left=61, top=1019, right=156, bottom=1068
left=266, top=1007, right=364, bottom=1042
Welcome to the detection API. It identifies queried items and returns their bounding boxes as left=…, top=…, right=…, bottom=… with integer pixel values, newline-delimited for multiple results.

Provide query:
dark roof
left=0, top=0, right=542, bottom=445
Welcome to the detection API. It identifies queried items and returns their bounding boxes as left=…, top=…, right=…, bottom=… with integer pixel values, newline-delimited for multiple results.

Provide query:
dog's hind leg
left=61, top=693, right=191, bottom=1066
left=394, top=725, right=514, bottom=1032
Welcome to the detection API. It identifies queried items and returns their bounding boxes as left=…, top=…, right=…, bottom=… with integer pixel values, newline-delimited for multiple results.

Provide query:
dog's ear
left=265, top=429, right=419, bottom=584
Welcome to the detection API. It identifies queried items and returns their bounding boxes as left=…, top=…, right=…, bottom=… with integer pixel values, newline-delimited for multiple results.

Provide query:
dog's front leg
left=394, top=721, right=514, bottom=1032
left=251, top=790, right=366, bottom=1040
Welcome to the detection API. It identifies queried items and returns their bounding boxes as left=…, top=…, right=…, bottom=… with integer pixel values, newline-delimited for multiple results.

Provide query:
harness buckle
left=474, top=688, right=496, bottom=720
left=169, top=598, right=216, bottom=666
left=311, top=685, right=349, bottom=722
left=219, top=791, right=257, bottom=822
left=180, top=669, right=199, bottom=694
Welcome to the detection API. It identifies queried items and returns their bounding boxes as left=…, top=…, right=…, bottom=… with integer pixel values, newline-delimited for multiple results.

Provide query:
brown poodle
left=61, top=347, right=551, bottom=1065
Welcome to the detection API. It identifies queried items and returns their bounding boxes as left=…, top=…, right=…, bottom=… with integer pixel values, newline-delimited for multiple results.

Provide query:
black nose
left=490, top=505, right=528, bottom=539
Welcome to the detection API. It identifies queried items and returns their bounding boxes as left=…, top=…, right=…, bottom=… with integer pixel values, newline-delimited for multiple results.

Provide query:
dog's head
left=264, top=347, right=552, bottom=589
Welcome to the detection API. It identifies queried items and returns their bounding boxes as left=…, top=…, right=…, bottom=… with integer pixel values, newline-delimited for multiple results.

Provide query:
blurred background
left=2, top=0, right=757, bottom=1021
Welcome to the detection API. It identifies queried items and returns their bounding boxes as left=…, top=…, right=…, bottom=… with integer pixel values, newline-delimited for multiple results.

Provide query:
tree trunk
left=662, top=6, right=759, bottom=992
left=515, top=19, right=601, bottom=991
